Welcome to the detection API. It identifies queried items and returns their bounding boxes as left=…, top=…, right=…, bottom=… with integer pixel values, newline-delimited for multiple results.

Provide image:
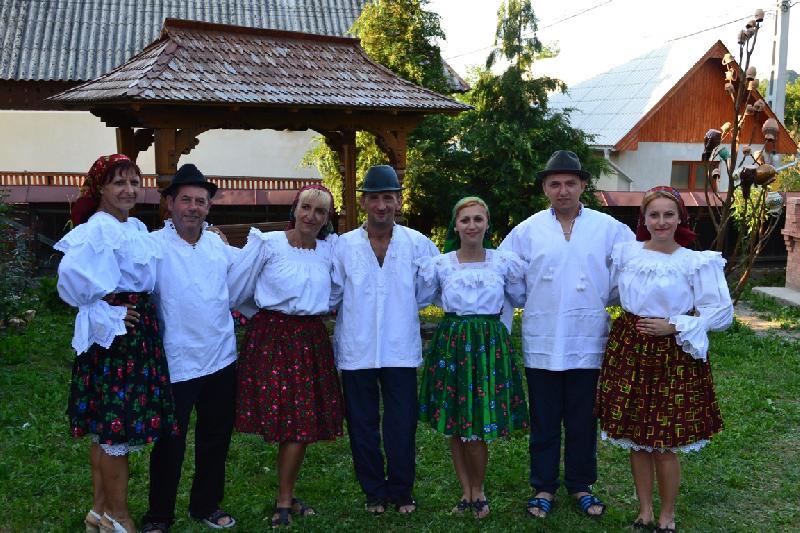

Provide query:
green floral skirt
left=418, top=313, right=528, bottom=441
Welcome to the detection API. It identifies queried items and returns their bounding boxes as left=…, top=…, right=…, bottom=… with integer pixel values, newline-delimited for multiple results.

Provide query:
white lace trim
left=90, top=434, right=145, bottom=456
left=668, top=315, right=708, bottom=361
left=601, top=432, right=710, bottom=453
left=611, top=242, right=726, bottom=278
left=54, top=212, right=162, bottom=265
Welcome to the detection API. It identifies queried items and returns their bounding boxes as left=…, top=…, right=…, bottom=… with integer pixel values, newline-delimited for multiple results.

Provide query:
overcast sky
left=428, top=0, right=799, bottom=86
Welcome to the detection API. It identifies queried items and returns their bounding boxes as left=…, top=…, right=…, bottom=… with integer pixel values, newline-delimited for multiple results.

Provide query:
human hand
left=206, top=225, right=229, bottom=245
left=635, top=317, right=676, bottom=337
left=123, top=303, right=140, bottom=330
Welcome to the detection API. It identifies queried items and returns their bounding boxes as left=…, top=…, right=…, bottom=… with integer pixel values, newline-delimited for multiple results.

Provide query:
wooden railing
left=0, top=172, right=321, bottom=190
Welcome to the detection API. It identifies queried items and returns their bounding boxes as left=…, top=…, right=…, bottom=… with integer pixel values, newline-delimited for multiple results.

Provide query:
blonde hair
left=453, top=196, right=490, bottom=219
left=297, top=187, right=332, bottom=210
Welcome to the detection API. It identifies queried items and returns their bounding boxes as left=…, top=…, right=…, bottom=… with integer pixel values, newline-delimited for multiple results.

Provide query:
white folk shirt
left=416, top=250, right=527, bottom=316
left=612, top=241, right=733, bottom=361
left=499, top=207, right=635, bottom=370
left=151, top=221, right=238, bottom=383
left=55, top=211, right=161, bottom=355
left=330, top=224, right=440, bottom=370
left=228, top=229, right=337, bottom=317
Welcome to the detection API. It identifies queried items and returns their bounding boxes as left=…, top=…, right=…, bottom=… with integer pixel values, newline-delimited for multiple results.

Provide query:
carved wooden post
left=323, top=130, right=358, bottom=232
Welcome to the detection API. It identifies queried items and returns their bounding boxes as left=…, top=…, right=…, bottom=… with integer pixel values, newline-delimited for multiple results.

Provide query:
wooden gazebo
left=49, top=19, right=470, bottom=230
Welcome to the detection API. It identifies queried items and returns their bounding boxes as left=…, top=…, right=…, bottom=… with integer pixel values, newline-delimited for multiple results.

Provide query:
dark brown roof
left=49, top=18, right=469, bottom=113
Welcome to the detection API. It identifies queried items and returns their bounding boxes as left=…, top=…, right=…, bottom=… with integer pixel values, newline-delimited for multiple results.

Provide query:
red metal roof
left=49, top=18, right=469, bottom=113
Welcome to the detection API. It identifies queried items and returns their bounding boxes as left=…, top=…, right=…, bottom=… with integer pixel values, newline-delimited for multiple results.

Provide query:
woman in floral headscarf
left=55, top=155, right=178, bottom=533
left=596, top=186, right=733, bottom=533
left=227, top=184, right=343, bottom=527
left=416, top=196, right=529, bottom=519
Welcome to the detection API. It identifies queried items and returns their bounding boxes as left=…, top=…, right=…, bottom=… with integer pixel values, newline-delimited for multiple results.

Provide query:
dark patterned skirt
left=596, top=311, right=723, bottom=452
left=235, top=309, right=343, bottom=442
left=418, top=313, right=528, bottom=441
left=67, top=292, right=179, bottom=447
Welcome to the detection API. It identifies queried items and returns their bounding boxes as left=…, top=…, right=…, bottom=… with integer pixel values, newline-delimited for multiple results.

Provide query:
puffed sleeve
left=329, top=236, right=345, bottom=311
left=415, top=255, right=441, bottom=308
left=55, top=235, right=128, bottom=355
left=498, top=250, right=527, bottom=308
left=414, top=235, right=441, bottom=307
left=607, top=222, right=636, bottom=305
left=227, top=228, right=273, bottom=318
left=668, top=251, right=733, bottom=361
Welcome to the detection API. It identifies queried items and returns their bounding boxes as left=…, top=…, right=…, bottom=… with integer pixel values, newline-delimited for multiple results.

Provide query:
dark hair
left=102, top=159, right=142, bottom=184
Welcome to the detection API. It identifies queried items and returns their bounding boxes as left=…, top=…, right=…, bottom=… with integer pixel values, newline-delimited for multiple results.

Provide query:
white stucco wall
left=596, top=141, right=772, bottom=192
left=0, top=110, right=323, bottom=178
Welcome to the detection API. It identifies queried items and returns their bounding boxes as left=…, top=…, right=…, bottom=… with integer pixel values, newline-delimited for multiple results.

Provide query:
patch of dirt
left=734, top=302, right=800, bottom=341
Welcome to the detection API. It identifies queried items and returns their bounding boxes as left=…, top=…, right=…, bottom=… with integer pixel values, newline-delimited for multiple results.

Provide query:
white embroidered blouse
left=611, top=240, right=733, bottom=361
left=416, top=250, right=527, bottom=317
left=330, top=224, right=440, bottom=370
left=227, top=228, right=336, bottom=318
left=55, top=211, right=162, bottom=355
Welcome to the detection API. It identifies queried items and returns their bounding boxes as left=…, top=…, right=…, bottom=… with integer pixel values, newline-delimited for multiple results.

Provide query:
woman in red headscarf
left=55, top=155, right=178, bottom=533
left=227, top=184, right=343, bottom=527
left=595, top=186, right=733, bottom=533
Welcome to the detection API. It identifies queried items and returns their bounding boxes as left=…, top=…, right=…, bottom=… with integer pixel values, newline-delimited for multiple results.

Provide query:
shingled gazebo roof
left=50, top=18, right=468, bottom=115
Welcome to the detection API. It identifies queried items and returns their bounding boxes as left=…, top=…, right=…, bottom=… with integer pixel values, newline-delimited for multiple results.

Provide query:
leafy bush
left=0, top=192, right=35, bottom=323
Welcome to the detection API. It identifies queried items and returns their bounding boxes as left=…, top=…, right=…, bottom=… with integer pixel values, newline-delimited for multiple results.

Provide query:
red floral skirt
left=235, top=309, right=343, bottom=442
left=596, top=312, right=723, bottom=451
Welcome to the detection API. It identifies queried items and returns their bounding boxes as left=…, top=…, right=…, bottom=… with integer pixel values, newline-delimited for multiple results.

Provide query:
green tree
left=403, top=0, right=601, bottom=236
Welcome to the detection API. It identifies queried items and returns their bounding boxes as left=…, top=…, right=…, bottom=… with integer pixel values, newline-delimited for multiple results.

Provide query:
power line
left=444, top=0, right=615, bottom=61
left=666, top=15, right=751, bottom=43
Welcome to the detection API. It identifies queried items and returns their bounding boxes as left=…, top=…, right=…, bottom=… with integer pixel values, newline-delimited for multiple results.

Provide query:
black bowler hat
left=357, top=165, right=403, bottom=192
left=536, top=150, right=591, bottom=182
left=161, top=163, right=218, bottom=198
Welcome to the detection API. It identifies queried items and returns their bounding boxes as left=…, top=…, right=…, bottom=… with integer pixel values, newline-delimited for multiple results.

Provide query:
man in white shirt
left=330, top=165, right=439, bottom=515
left=499, top=151, right=634, bottom=520
left=142, top=164, right=238, bottom=532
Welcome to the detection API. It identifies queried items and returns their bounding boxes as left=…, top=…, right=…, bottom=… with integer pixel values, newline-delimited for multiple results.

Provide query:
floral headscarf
left=286, top=184, right=337, bottom=239
left=635, top=186, right=697, bottom=247
left=443, top=196, right=494, bottom=253
left=69, top=154, right=139, bottom=226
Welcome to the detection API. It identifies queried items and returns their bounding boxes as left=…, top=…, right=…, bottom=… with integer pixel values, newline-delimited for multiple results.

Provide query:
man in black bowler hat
left=142, top=164, right=239, bottom=532
left=499, top=150, right=634, bottom=520
left=330, top=165, right=439, bottom=515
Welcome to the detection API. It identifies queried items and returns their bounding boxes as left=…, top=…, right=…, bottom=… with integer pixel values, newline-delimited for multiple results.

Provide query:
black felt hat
left=357, top=165, right=403, bottom=192
left=536, top=150, right=591, bottom=181
left=161, top=164, right=218, bottom=198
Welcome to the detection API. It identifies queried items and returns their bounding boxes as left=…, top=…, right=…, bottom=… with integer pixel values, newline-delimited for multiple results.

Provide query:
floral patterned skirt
left=596, top=311, right=723, bottom=452
left=235, top=309, right=343, bottom=442
left=418, top=313, right=528, bottom=441
left=67, top=292, right=179, bottom=447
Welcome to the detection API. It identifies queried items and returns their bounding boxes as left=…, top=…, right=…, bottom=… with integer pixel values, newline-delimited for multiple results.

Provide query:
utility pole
left=766, top=0, right=791, bottom=122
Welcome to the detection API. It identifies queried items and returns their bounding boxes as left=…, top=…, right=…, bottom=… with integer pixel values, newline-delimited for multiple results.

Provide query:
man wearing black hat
left=142, top=164, right=239, bottom=532
left=330, top=165, right=439, bottom=515
left=499, top=151, right=634, bottom=520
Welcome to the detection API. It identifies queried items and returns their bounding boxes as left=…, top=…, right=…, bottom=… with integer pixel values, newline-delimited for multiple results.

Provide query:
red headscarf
left=286, top=184, right=337, bottom=239
left=69, top=154, right=140, bottom=226
left=635, top=186, right=697, bottom=247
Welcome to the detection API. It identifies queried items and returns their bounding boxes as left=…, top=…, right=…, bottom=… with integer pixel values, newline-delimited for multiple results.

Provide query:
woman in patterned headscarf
left=596, top=186, right=733, bottom=533
left=227, top=184, right=343, bottom=527
left=416, top=196, right=529, bottom=519
left=56, top=155, right=178, bottom=533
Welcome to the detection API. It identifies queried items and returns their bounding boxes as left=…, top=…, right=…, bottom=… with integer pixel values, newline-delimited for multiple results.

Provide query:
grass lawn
left=1, top=301, right=799, bottom=532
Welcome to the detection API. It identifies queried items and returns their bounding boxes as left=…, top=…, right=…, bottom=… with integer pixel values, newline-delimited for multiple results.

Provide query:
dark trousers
left=144, top=362, right=236, bottom=525
left=526, top=367, right=600, bottom=495
left=341, top=367, right=417, bottom=504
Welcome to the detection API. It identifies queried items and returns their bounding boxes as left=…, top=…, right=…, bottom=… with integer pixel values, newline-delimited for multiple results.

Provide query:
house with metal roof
left=549, top=39, right=796, bottom=203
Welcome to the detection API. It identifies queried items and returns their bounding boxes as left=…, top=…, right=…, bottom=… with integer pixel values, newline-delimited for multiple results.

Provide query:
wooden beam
left=323, top=130, right=358, bottom=232
left=115, top=127, right=154, bottom=162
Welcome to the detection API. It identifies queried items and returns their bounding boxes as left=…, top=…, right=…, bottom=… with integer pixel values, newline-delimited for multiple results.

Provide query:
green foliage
left=0, top=192, right=36, bottom=323
left=785, top=76, right=799, bottom=137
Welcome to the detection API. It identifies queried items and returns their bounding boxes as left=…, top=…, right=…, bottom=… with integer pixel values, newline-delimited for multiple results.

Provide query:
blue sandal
left=526, top=496, right=553, bottom=518
left=576, top=494, right=606, bottom=518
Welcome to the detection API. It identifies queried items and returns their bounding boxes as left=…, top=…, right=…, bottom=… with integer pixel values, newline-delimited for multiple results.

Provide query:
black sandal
left=365, top=498, right=386, bottom=515
left=271, top=507, right=291, bottom=528
left=632, top=518, right=655, bottom=530
left=472, top=498, right=489, bottom=519
left=452, top=498, right=471, bottom=513
left=140, top=522, right=170, bottom=533
left=393, top=497, right=417, bottom=514
left=291, top=498, right=315, bottom=517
